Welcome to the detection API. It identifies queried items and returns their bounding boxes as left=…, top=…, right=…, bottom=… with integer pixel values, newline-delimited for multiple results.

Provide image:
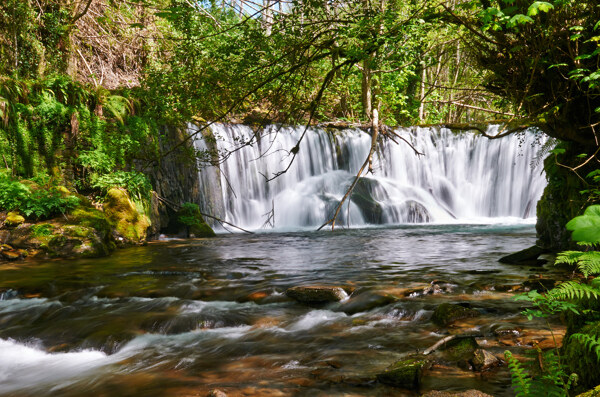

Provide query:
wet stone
left=441, top=337, right=479, bottom=362
left=499, top=245, right=547, bottom=265
left=338, top=290, right=396, bottom=314
left=286, top=286, right=348, bottom=303
left=1, top=250, right=22, bottom=261
left=431, top=303, right=480, bottom=327
left=470, top=349, right=500, bottom=371
left=376, top=356, right=430, bottom=390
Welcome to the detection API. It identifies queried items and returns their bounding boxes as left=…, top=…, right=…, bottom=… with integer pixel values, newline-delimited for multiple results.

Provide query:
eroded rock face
left=431, top=303, right=480, bottom=327
left=286, top=286, right=349, bottom=303
left=470, top=349, right=500, bottom=371
left=376, top=356, right=430, bottom=390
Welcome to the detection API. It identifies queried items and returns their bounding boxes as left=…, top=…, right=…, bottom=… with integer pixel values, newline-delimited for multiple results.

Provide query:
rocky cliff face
left=143, top=125, right=205, bottom=238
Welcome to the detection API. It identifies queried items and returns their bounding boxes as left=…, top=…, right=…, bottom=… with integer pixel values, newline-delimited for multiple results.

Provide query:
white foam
left=287, top=310, right=347, bottom=331
left=0, top=338, right=117, bottom=394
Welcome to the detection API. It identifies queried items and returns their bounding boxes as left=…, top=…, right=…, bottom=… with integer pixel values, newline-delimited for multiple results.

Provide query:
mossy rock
left=103, top=188, right=151, bottom=244
left=69, top=207, right=112, bottom=238
left=577, top=385, right=600, bottom=397
left=175, top=202, right=215, bottom=238
left=431, top=303, right=480, bottom=327
left=441, top=336, right=479, bottom=362
left=563, top=321, right=600, bottom=389
left=5, top=212, right=25, bottom=227
left=376, top=355, right=430, bottom=389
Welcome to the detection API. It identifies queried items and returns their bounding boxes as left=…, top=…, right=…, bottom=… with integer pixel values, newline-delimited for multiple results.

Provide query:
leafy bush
left=89, top=171, right=151, bottom=202
left=0, top=176, right=80, bottom=219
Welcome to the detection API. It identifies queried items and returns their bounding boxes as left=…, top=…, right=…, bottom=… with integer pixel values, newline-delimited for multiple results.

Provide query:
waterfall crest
left=195, top=124, right=547, bottom=230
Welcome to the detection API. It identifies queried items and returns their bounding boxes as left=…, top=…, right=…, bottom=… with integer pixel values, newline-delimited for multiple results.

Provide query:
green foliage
left=89, top=171, right=152, bottom=203
left=566, top=205, right=600, bottom=245
left=570, top=334, right=600, bottom=363
left=0, top=175, right=79, bottom=219
left=177, top=202, right=203, bottom=228
left=505, top=351, right=532, bottom=396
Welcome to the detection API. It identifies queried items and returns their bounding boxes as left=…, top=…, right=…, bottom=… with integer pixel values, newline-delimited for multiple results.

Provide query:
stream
left=0, top=224, right=565, bottom=396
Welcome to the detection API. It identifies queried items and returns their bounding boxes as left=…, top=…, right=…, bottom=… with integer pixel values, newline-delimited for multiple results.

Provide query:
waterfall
left=194, top=124, right=547, bottom=230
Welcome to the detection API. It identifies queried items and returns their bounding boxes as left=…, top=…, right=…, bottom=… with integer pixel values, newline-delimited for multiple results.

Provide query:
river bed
left=0, top=224, right=566, bottom=396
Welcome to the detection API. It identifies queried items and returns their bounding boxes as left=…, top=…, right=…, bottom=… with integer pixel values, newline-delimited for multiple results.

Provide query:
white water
left=195, top=124, right=547, bottom=230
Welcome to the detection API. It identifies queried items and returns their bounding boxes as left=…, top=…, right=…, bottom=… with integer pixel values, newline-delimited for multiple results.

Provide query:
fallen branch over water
left=422, top=333, right=483, bottom=355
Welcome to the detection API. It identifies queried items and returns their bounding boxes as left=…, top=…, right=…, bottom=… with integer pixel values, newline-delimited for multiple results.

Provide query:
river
left=0, top=224, right=565, bottom=396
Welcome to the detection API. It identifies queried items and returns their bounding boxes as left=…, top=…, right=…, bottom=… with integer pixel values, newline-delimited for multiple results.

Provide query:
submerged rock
left=286, top=286, right=348, bottom=303
left=470, top=349, right=500, bottom=371
left=338, top=290, right=396, bottom=314
left=376, top=356, right=430, bottom=389
left=403, top=200, right=431, bottom=223
left=431, top=303, right=480, bottom=327
left=499, top=245, right=547, bottom=265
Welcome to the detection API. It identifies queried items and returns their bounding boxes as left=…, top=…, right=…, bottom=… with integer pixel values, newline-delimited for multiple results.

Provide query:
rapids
left=0, top=225, right=565, bottom=396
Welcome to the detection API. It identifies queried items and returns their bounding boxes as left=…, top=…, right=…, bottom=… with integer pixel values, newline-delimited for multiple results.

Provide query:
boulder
left=376, top=356, right=430, bottom=389
left=431, top=303, right=480, bottom=327
left=103, top=188, right=151, bottom=245
left=350, top=178, right=384, bottom=224
left=471, top=349, right=500, bottom=371
left=499, top=245, right=547, bottom=265
left=1, top=250, right=21, bottom=261
left=4, top=212, right=25, bottom=227
left=286, top=286, right=348, bottom=303
left=207, top=390, right=227, bottom=397
left=441, top=337, right=479, bottom=362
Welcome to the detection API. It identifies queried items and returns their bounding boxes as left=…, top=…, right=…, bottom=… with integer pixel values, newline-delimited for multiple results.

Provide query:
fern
left=547, top=281, right=600, bottom=301
left=505, top=350, right=532, bottom=396
left=556, top=251, right=600, bottom=277
left=570, top=334, right=600, bottom=363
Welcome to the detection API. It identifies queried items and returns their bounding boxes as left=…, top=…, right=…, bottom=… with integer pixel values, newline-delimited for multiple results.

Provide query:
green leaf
left=550, top=148, right=566, bottom=155
left=527, top=1, right=554, bottom=17
left=508, top=14, right=534, bottom=27
left=566, top=205, right=600, bottom=244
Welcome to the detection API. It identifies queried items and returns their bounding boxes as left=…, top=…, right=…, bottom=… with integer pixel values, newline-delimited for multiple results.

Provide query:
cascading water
left=195, top=124, right=547, bottom=230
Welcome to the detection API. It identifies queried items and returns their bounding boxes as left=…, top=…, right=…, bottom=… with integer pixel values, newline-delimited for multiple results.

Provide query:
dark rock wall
left=143, top=125, right=202, bottom=238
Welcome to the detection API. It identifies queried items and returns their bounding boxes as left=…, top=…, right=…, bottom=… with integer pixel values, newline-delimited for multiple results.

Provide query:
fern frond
left=548, top=281, right=600, bottom=301
left=556, top=251, right=600, bottom=277
left=570, top=333, right=600, bottom=363
left=505, top=350, right=531, bottom=396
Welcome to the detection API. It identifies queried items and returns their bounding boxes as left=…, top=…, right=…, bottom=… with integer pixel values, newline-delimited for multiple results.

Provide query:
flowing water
left=0, top=125, right=561, bottom=396
left=196, top=124, right=547, bottom=230
left=0, top=225, right=567, bottom=396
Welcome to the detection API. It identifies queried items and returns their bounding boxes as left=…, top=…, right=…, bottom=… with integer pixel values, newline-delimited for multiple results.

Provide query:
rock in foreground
left=470, top=349, right=500, bottom=371
left=286, top=286, right=348, bottom=303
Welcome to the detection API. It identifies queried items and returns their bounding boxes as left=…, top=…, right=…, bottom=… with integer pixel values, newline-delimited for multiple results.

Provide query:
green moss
left=103, top=188, right=150, bottom=244
left=577, top=385, right=600, bottom=397
left=376, top=356, right=429, bottom=389
left=441, top=337, right=479, bottom=362
left=5, top=211, right=25, bottom=227
left=176, top=202, right=215, bottom=238
left=30, top=223, right=54, bottom=237
left=70, top=207, right=112, bottom=236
